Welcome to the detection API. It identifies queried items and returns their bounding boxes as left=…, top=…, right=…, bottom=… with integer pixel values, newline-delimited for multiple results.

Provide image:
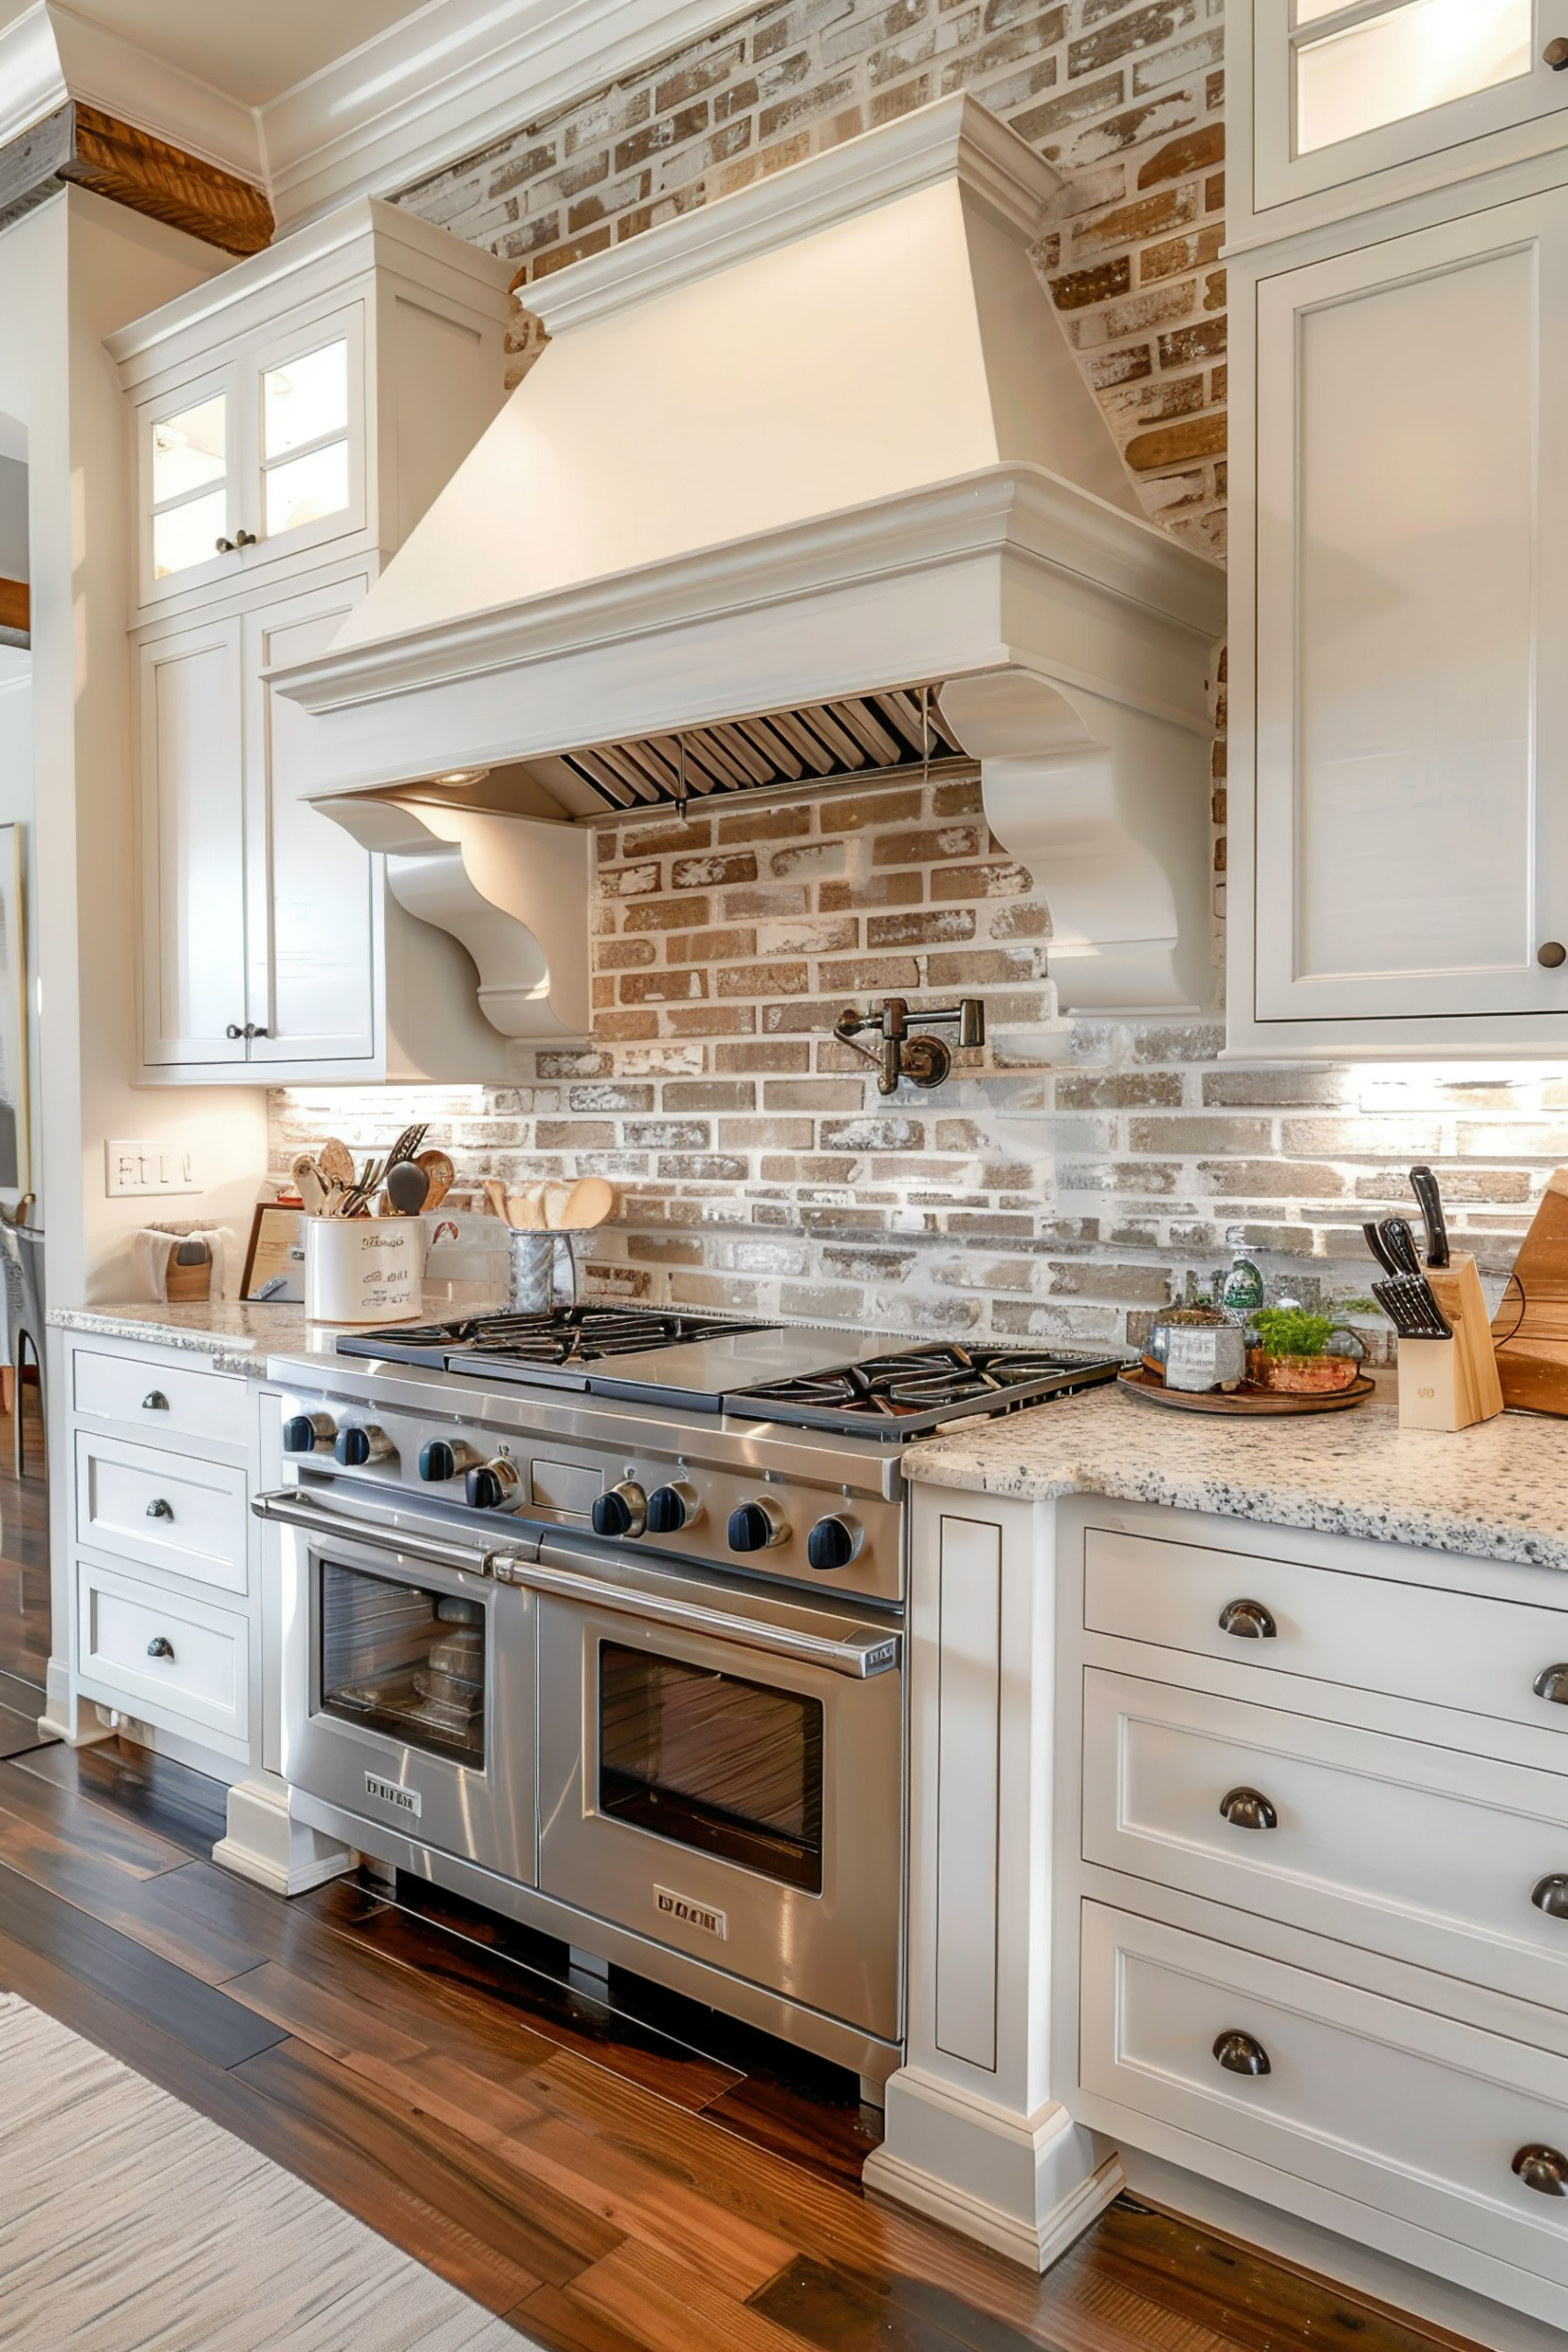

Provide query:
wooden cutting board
left=1491, top=1168, right=1568, bottom=1414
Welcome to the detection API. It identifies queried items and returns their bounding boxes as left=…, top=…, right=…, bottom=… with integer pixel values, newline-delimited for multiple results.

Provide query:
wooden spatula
left=563, top=1177, right=614, bottom=1229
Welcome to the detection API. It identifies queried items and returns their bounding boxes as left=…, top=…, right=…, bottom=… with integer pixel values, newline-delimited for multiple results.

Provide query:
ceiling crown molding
left=259, top=0, right=750, bottom=233
left=0, top=4, right=265, bottom=186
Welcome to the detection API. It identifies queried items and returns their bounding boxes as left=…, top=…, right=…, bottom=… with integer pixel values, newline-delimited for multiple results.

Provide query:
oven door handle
left=251, top=1488, right=502, bottom=1581
left=524, top=1542, right=899, bottom=1679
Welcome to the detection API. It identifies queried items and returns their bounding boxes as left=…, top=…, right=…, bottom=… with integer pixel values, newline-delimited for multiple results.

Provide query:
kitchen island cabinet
left=877, top=1384, right=1568, bottom=2346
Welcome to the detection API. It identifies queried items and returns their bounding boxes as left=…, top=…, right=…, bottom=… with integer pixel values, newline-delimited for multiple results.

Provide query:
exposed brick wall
left=266, top=2, right=1558, bottom=1356
left=394, top=0, right=1228, bottom=557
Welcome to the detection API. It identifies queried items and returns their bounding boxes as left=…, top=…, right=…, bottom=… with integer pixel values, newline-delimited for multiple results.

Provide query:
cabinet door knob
left=234, top=528, right=258, bottom=548
left=214, top=535, right=235, bottom=554
left=145, top=1635, right=175, bottom=1660
left=1213, top=2030, right=1271, bottom=2077
left=242, top=1023, right=269, bottom=1039
left=1532, top=1875, right=1568, bottom=1917
left=1219, top=1786, right=1279, bottom=1831
left=1514, top=2144, right=1568, bottom=2196
left=1544, top=36, right=1568, bottom=69
left=1534, top=1664, right=1568, bottom=1704
left=1539, top=942, right=1567, bottom=967
left=1218, top=1599, right=1277, bottom=1640
left=141, top=1390, right=168, bottom=1411
left=145, top=1498, right=173, bottom=1519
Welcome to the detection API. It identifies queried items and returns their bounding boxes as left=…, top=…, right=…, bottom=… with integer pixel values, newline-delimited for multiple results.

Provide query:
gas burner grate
left=337, top=1305, right=780, bottom=1371
left=728, top=1342, right=1123, bottom=1437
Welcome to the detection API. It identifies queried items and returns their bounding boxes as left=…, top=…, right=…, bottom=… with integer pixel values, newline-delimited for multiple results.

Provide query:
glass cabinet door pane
left=265, top=441, right=350, bottom=537
left=1296, top=0, right=1532, bottom=155
left=152, top=395, right=226, bottom=503
left=319, top=1561, right=486, bottom=1767
left=597, top=1641, right=824, bottom=1892
left=263, top=339, right=348, bottom=459
left=152, top=489, right=229, bottom=581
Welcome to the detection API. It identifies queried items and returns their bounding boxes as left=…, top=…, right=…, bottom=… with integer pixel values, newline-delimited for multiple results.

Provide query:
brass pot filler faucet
left=832, top=997, right=986, bottom=1094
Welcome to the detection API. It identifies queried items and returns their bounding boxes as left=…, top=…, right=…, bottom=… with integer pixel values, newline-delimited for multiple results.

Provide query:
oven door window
left=319, top=1559, right=485, bottom=1768
left=597, top=1641, right=824, bottom=1894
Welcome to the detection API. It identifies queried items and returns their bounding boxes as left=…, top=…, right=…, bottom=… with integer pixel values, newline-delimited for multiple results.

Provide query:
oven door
left=269, top=1495, right=536, bottom=1883
left=536, top=1551, right=903, bottom=2041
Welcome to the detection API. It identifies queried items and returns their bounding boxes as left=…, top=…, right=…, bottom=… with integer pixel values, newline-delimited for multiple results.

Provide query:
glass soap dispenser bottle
left=1220, top=1232, right=1266, bottom=1324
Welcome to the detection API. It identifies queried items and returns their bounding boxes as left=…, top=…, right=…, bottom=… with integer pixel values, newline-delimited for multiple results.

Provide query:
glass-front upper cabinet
left=1251, top=0, right=1568, bottom=225
left=134, top=305, right=366, bottom=611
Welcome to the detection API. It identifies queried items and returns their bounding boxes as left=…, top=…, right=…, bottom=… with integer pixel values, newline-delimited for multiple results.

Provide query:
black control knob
left=465, top=1456, right=521, bottom=1511
left=592, top=1482, right=648, bottom=1538
left=333, top=1423, right=393, bottom=1467
left=728, top=1498, right=787, bottom=1554
left=807, top=1515, right=861, bottom=1572
left=647, top=1482, right=699, bottom=1534
left=283, top=1411, right=333, bottom=1454
left=421, top=1439, right=457, bottom=1483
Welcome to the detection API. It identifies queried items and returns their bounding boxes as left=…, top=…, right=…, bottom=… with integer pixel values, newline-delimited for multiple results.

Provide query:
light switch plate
left=105, top=1139, right=199, bottom=1196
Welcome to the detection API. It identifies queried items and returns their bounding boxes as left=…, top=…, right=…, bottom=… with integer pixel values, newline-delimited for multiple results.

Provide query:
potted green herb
left=1247, top=1306, right=1361, bottom=1395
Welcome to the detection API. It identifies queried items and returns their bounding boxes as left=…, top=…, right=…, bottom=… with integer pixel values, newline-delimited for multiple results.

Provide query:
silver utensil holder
left=506, top=1230, right=579, bottom=1313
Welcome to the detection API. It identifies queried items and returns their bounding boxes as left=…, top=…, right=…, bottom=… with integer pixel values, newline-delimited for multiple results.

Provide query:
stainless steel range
left=257, top=1308, right=1119, bottom=2086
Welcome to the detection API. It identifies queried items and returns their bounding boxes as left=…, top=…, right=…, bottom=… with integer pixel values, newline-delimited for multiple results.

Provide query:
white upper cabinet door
left=1251, top=0, right=1568, bottom=226
left=242, top=573, right=378, bottom=1068
left=137, top=617, right=249, bottom=1066
left=1253, top=185, right=1568, bottom=1028
left=135, top=364, right=243, bottom=611
left=240, top=305, right=367, bottom=575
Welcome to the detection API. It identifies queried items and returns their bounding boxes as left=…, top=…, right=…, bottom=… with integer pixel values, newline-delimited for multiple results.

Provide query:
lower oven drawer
left=1082, top=1668, right=1568, bottom=2007
left=75, top=1556, right=248, bottom=1747
left=536, top=1593, right=903, bottom=2041
left=1080, top=1901, right=1568, bottom=2292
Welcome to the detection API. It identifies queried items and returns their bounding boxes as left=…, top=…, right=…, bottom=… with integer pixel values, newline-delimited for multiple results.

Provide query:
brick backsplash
left=266, top=1, right=1562, bottom=1353
left=394, top=0, right=1228, bottom=559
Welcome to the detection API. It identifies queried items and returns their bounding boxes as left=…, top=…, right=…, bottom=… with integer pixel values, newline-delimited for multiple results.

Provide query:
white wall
left=0, top=189, right=269, bottom=1308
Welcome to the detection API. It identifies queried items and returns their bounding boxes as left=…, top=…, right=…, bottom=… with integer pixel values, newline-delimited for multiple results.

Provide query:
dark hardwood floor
left=0, top=1733, right=1485, bottom=2352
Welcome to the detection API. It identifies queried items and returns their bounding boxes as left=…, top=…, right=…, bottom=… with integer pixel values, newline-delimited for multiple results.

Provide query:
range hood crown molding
left=522, top=91, right=1061, bottom=337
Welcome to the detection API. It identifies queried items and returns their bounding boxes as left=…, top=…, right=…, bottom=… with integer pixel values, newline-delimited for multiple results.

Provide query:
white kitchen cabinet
left=1232, top=176, right=1568, bottom=1056
left=134, top=563, right=513, bottom=1084
left=113, top=199, right=510, bottom=627
left=1235, top=0, right=1568, bottom=248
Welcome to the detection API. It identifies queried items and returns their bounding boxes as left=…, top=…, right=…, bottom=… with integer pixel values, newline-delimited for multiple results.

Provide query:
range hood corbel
left=312, top=792, right=592, bottom=1040
left=940, top=668, right=1213, bottom=1016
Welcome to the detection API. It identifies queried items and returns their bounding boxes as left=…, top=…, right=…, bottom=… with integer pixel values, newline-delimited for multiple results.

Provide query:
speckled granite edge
left=902, top=1380, right=1568, bottom=1574
left=49, top=1287, right=508, bottom=1379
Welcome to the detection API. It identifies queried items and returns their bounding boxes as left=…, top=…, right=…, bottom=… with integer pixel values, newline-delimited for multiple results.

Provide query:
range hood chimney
left=276, top=95, right=1224, bottom=1018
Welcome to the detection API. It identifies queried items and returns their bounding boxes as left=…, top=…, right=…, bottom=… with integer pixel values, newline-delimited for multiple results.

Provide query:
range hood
left=274, top=94, right=1225, bottom=1020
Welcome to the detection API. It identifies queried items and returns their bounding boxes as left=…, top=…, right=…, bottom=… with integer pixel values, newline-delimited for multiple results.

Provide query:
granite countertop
left=48, top=1287, right=507, bottom=1380
left=903, top=1377, right=1568, bottom=1572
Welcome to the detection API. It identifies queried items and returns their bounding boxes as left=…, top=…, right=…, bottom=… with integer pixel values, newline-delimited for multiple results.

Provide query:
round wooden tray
left=1117, top=1365, right=1376, bottom=1417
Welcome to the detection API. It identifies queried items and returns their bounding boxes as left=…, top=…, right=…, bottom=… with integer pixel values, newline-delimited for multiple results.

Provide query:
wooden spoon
left=509, top=1188, right=546, bottom=1231
left=563, top=1177, right=614, bottom=1230
left=416, top=1149, right=455, bottom=1211
left=318, top=1137, right=355, bottom=1187
left=543, top=1182, right=574, bottom=1231
left=290, top=1153, right=327, bottom=1217
left=482, top=1177, right=510, bottom=1223
left=386, top=1159, right=432, bottom=1216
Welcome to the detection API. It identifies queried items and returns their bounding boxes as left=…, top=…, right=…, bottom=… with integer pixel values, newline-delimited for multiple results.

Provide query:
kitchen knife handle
left=1409, top=1166, right=1450, bottom=1268
left=1382, top=1216, right=1424, bottom=1278
left=1363, top=1220, right=1401, bottom=1277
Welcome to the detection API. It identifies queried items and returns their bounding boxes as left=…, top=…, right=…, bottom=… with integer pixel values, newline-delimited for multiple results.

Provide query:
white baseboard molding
left=37, top=1660, right=114, bottom=1748
left=213, top=1772, right=355, bottom=1898
left=864, top=2142, right=1122, bottom=2270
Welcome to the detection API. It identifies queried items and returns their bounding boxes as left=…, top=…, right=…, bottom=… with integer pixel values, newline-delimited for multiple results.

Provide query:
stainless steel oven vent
left=561, top=683, right=969, bottom=811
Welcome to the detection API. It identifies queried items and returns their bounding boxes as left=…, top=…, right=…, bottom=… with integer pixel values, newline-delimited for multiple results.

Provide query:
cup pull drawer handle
left=1532, top=1875, right=1568, bottom=1917
left=141, top=1391, right=169, bottom=1411
left=1534, top=1665, right=1568, bottom=1705
left=1218, top=1599, right=1277, bottom=1640
left=145, top=1636, right=175, bottom=1660
left=145, top=1498, right=173, bottom=1520
left=1514, top=2144, right=1568, bottom=2196
left=1219, top=1787, right=1279, bottom=1831
left=1213, top=2030, right=1270, bottom=2077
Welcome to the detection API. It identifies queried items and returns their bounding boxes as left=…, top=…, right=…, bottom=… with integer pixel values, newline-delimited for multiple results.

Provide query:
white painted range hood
left=274, top=94, right=1225, bottom=1017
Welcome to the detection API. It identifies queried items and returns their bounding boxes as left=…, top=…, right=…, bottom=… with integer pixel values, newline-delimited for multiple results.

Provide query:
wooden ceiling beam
left=0, top=101, right=273, bottom=257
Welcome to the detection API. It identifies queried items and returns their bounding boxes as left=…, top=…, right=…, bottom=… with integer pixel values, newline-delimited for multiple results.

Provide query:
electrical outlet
left=105, top=1139, right=199, bottom=1197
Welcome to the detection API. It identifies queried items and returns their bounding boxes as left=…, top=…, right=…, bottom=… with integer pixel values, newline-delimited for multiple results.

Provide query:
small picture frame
left=241, top=1204, right=307, bottom=1303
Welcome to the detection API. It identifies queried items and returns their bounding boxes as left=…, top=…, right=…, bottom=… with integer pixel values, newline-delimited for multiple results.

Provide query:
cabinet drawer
left=74, top=1431, right=247, bottom=1595
left=75, top=1558, right=247, bottom=1746
left=1080, top=1902, right=1568, bottom=2293
left=73, top=1348, right=249, bottom=1447
left=1083, top=1669, right=1568, bottom=2010
left=1085, top=1525, right=1568, bottom=1740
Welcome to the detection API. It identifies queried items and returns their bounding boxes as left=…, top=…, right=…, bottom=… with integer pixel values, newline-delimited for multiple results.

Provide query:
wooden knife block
left=1491, top=1168, right=1568, bottom=1415
left=1398, top=1250, right=1503, bottom=1432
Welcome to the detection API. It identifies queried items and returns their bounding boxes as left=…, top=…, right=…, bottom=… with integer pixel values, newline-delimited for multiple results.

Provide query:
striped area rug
left=0, top=1992, right=526, bottom=2348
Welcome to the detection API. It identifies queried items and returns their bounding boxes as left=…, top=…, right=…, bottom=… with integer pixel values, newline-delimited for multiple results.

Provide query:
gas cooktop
left=335, top=1308, right=1122, bottom=1435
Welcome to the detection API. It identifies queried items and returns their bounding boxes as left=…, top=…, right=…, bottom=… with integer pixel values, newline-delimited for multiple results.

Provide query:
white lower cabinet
left=75, top=1557, right=249, bottom=1751
left=1080, top=1902, right=1568, bottom=2297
